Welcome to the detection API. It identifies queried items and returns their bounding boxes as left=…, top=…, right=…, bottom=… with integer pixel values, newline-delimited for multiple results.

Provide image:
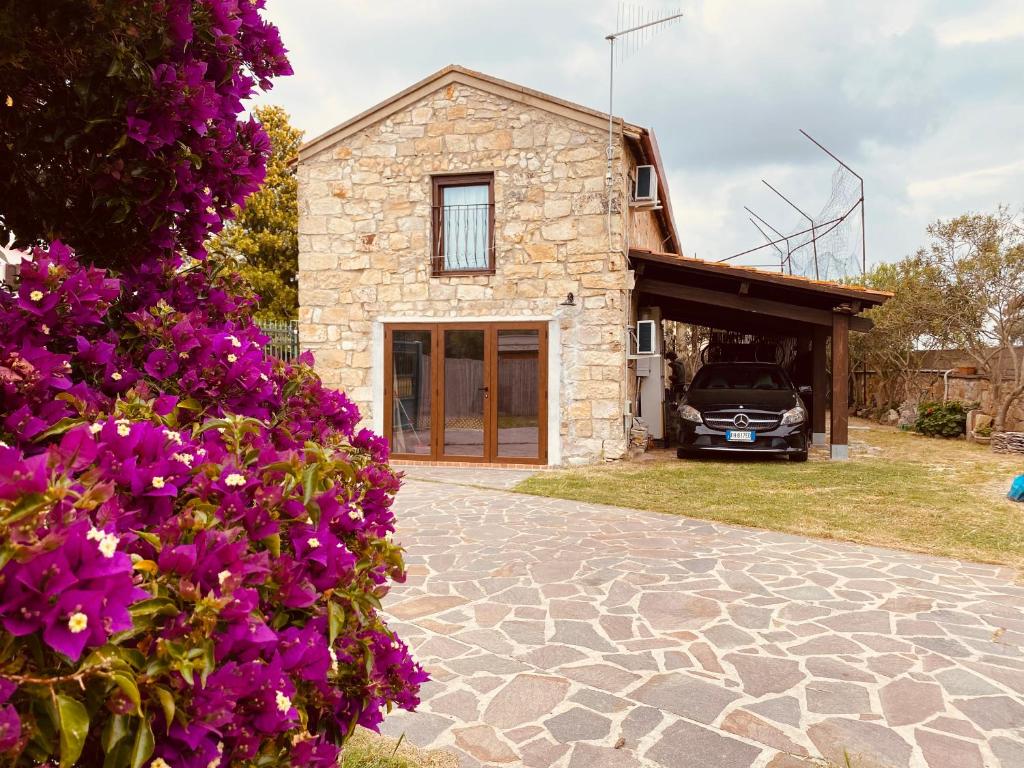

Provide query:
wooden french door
left=384, top=322, right=548, bottom=464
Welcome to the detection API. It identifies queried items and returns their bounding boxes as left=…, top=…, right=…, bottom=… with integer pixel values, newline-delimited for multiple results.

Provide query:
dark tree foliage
left=0, top=0, right=290, bottom=267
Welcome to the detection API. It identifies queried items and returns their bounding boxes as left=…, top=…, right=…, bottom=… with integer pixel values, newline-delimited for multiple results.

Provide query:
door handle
left=479, top=386, right=489, bottom=398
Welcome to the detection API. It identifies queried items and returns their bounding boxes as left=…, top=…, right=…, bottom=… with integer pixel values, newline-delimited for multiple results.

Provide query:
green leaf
left=56, top=695, right=89, bottom=768
left=129, top=597, right=179, bottom=618
left=101, top=713, right=130, bottom=753
left=154, top=687, right=175, bottom=733
left=33, top=416, right=85, bottom=441
left=302, top=464, right=317, bottom=506
left=112, top=673, right=141, bottom=715
left=3, top=492, right=48, bottom=524
left=129, top=717, right=154, bottom=768
left=328, top=601, right=344, bottom=645
left=81, top=645, right=122, bottom=670
left=130, top=530, right=163, bottom=551
left=263, top=533, right=281, bottom=558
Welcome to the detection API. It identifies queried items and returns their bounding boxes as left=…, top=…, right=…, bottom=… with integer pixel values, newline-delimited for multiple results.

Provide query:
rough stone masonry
left=297, top=75, right=666, bottom=464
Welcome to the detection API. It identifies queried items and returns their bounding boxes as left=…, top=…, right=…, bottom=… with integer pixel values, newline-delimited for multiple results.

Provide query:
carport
left=630, top=248, right=891, bottom=459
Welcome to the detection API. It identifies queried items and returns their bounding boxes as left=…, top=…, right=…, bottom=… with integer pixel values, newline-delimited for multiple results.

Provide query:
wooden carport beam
left=637, top=279, right=873, bottom=333
left=831, top=310, right=851, bottom=460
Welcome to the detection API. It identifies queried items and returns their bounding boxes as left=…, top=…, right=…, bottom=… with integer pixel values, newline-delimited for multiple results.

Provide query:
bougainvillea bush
left=0, top=2, right=426, bottom=766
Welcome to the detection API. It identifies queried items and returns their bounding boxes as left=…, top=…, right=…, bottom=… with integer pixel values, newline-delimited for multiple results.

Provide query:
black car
left=676, top=362, right=810, bottom=461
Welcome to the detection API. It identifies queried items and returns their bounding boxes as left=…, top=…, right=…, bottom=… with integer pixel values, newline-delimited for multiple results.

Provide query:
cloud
left=260, top=0, right=1024, bottom=271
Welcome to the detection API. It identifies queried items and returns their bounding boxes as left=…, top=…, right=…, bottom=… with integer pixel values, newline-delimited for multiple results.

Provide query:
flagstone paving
left=380, top=477, right=1024, bottom=768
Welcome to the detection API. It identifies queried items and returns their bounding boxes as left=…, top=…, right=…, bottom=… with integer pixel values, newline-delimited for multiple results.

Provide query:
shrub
left=0, top=2, right=427, bottom=765
left=0, top=0, right=292, bottom=268
left=0, top=244, right=427, bottom=766
left=914, top=401, right=973, bottom=438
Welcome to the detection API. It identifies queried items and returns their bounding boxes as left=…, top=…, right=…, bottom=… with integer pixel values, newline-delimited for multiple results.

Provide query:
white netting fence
left=781, top=165, right=864, bottom=282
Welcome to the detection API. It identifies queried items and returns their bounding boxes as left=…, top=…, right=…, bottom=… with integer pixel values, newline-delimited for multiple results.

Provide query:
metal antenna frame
left=604, top=7, right=683, bottom=248
left=799, top=129, right=866, bottom=276
left=745, top=206, right=791, bottom=274
left=761, top=179, right=820, bottom=280
left=722, top=130, right=868, bottom=279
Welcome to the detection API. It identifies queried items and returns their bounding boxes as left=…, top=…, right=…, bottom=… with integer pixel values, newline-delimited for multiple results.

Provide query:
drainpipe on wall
left=943, top=368, right=954, bottom=403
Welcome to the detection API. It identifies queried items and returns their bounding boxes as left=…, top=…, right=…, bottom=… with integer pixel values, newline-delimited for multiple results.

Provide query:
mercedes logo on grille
left=733, top=413, right=750, bottom=428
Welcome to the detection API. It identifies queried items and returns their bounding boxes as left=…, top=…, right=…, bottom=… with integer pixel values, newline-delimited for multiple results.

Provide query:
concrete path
left=380, top=477, right=1024, bottom=768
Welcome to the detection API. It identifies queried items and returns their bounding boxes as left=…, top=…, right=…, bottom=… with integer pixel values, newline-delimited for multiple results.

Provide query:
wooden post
left=831, top=310, right=850, bottom=460
left=812, top=327, right=828, bottom=446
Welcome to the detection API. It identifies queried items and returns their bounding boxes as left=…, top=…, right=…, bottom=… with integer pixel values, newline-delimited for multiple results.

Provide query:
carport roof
left=630, top=248, right=891, bottom=335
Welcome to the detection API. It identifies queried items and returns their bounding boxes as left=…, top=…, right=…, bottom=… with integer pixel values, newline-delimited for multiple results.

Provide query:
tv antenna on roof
left=604, top=5, right=683, bottom=241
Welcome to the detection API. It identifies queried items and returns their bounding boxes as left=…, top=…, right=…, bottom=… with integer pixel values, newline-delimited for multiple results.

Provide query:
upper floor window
left=431, top=173, right=494, bottom=274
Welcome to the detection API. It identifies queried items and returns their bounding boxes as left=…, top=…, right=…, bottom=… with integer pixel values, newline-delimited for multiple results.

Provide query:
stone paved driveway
left=380, top=478, right=1024, bottom=768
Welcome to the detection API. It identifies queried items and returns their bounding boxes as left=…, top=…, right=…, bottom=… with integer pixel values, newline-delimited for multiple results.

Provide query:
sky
left=258, top=0, right=1024, bottom=273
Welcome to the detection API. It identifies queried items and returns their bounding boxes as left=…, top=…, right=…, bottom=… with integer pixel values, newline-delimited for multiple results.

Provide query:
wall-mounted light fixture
left=559, top=292, right=576, bottom=307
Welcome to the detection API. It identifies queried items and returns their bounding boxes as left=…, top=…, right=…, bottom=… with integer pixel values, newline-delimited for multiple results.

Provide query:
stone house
left=297, top=65, right=680, bottom=465
left=297, top=65, right=888, bottom=465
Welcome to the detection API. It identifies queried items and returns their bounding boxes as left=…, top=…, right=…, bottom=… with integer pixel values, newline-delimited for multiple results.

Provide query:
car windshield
left=691, top=364, right=791, bottom=391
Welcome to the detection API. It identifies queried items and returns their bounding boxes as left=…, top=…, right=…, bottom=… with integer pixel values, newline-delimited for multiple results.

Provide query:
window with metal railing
left=431, top=173, right=495, bottom=274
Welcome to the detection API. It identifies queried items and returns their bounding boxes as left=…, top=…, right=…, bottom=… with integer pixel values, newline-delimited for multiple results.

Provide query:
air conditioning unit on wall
left=632, top=165, right=659, bottom=207
left=636, top=320, right=657, bottom=355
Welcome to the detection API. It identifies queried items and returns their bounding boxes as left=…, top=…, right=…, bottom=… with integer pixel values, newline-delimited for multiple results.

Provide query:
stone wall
left=298, top=81, right=655, bottom=464
left=855, top=371, right=1024, bottom=430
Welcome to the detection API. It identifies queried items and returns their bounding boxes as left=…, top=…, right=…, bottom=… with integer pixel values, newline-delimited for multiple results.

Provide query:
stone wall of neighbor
left=856, top=371, right=1024, bottom=431
left=298, top=82, right=657, bottom=464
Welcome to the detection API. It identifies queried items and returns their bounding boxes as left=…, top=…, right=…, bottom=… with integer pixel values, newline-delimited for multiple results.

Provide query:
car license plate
left=726, top=430, right=755, bottom=443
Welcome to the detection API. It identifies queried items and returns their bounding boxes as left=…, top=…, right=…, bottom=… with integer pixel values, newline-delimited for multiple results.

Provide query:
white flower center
left=98, top=533, right=119, bottom=558
left=224, top=472, right=245, bottom=487
left=151, top=476, right=165, bottom=489
left=275, top=691, right=292, bottom=713
left=68, top=612, right=88, bottom=633
left=307, top=537, right=321, bottom=549
left=172, top=452, right=194, bottom=467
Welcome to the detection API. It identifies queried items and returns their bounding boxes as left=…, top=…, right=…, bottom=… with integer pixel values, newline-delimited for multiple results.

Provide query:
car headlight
left=679, top=405, right=703, bottom=423
left=781, top=406, right=806, bottom=426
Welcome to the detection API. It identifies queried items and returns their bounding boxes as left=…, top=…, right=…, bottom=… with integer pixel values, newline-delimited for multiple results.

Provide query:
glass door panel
left=390, top=330, right=432, bottom=455
left=443, top=328, right=486, bottom=457
left=496, top=329, right=541, bottom=459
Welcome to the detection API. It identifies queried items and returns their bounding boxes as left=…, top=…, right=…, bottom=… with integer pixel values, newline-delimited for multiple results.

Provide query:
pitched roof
left=630, top=248, right=892, bottom=307
left=298, top=64, right=680, bottom=254
left=298, top=64, right=645, bottom=160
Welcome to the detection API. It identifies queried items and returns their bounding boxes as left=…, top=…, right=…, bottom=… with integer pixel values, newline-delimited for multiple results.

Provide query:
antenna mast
left=605, top=5, right=683, bottom=245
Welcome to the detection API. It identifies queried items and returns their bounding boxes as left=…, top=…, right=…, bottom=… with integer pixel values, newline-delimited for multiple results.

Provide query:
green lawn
left=340, top=729, right=455, bottom=768
left=516, top=420, right=1024, bottom=570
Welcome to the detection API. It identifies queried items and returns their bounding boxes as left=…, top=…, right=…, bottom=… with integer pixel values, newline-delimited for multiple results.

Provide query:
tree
left=854, top=255, right=947, bottom=408
left=0, top=0, right=289, bottom=267
left=208, top=105, right=301, bottom=320
left=925, top=208, right=1024, bottom=431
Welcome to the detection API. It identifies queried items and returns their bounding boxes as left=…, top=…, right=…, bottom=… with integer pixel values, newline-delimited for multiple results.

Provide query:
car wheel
left=789, top=451, right=808, bottom=463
